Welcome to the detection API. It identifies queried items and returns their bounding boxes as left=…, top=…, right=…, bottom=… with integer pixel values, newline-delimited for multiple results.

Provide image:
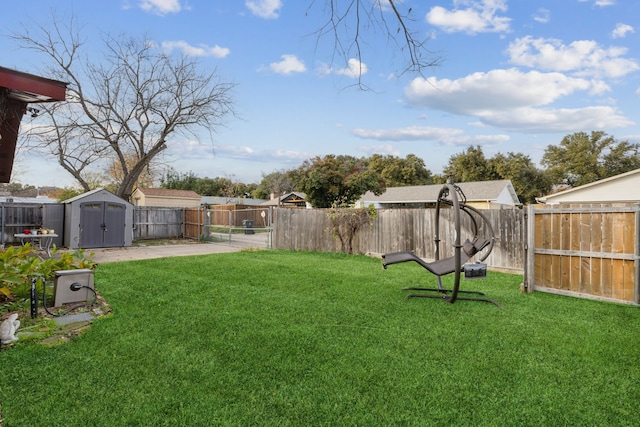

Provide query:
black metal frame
left=394, top=178, right=501, bottom=307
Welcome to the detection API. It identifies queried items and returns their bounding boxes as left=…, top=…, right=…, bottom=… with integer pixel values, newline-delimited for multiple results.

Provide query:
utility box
left=53, top=269, right=95, bottom=307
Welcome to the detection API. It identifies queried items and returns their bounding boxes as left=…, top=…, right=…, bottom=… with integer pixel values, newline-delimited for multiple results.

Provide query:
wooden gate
left=185, top=207, right=205, bottom=239
left=524, top=204, right=639, bottom=304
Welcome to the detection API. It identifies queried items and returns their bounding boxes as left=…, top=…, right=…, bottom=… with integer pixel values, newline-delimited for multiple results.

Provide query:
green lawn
left=1, top=250, right=639, bottom=426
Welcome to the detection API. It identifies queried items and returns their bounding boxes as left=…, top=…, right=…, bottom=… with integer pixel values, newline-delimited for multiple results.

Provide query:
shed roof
left=61, top=188, right=131, bottom=205
left=360, top=180, right=520, bottom=205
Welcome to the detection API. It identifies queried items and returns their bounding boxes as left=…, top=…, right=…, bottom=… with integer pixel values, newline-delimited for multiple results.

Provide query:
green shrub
left=0, top=244, right=96, bottom=316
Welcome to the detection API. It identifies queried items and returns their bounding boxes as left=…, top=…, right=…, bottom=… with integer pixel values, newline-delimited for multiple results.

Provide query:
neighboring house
left=537, top=168, right=640, bottom=205
left=358, top=180, right=521, bottom=209
left=262, top=192, right=309, bottom=208
left=131, top=188, right=201, bottom=207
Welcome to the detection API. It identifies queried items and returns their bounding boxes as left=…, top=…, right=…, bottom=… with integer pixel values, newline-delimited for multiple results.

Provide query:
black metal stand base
left=402, top=287, right=502, bottom=308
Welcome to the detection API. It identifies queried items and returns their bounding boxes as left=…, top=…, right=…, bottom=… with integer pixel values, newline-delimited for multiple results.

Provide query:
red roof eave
left=0, top=66, right=67, bottom=102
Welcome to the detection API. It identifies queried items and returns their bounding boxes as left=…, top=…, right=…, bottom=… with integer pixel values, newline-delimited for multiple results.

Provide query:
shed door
left=79, top=202, right=126, bottom=248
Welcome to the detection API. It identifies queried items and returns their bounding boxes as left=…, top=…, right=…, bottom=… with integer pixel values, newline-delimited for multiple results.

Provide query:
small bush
left=0, top=244, right=96, bottom=316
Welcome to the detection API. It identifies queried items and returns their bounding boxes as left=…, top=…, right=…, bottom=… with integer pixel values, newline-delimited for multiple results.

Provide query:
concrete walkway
left=89, top=242, right=245, bottom=263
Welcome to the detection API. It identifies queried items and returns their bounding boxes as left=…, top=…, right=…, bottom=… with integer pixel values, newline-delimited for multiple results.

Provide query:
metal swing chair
left=382, top=178, right=501, bottom=307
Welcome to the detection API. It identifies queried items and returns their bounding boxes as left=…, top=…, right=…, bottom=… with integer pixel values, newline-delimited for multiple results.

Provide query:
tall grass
left=1, top=250, right=639, bottom=426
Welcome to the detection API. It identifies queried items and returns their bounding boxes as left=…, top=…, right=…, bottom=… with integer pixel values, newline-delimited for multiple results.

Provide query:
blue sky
left=2, top=0, right=639, bottom=188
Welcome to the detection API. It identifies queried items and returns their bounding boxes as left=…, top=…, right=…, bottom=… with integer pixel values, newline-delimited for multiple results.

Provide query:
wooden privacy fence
left=208, top=206, right=271, bottom=228
left=524, top=204, right=639, bottom=304
left=0, top=203, right=64, bottom=247
left=273, top=207, right=525, bottom=273
left=134, top=207, right=196, bottom=240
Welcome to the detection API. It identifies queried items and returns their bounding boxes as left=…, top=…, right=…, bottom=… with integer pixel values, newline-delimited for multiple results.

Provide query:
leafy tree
left=160, top=169, right=200, bottom=192
left=487, top=152, right=551, bottom=204
left=541, top=131, right=640, bottom=187
left=13, top=14, right=235, bottom=200
left=53, top=187, right=84, bottom=202
left=289, top=155, right=384, bottom=208
left=160, top=169, right=256, bottom=198
left=366, top=154, right=433, bottom=187
left=253, top=170, right=296, bottom=200
left=440, top=145, right=489, bottom=183
left=196, top=177, right=231, bottom=196
left=0, top=183, right=36, bottom=194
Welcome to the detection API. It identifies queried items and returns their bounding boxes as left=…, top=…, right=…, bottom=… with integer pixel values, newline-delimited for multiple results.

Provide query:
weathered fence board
left=134, top=207, right=185, bottom=240
left=185, top=208, right=205, bottom=239
left=0, top=203, right=64, bottom=247
left=274, top=207, right=525, bottom=272
left=525, top=204, right=639, bottom=304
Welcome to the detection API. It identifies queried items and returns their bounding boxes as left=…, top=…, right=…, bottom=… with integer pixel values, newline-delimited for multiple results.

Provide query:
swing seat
left=382, top=238, right=490, bottom=277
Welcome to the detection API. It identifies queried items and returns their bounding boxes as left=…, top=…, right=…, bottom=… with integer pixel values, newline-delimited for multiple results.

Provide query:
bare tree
left=311, top=0, right=440, bottom=84
left=13, top=14, right=235, bottom=199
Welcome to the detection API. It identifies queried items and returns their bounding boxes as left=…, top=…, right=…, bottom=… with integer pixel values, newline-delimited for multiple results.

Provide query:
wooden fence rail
left=2, top=201, right=637, bottom=305
left=134, top=207, right=186, bottom=240
left=524, top=204, right=639, bottom=304
left=273, top=207, right=525, bottom=273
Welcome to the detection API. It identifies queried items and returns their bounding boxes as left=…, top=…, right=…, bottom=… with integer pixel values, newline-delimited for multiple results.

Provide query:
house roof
left=262, top=192, right=307, bottom=206
left=133, top=188, right=201, bottom=199
left=537, top=168, right=640, bottom=204
left=360, top=180, right=520, bottom=205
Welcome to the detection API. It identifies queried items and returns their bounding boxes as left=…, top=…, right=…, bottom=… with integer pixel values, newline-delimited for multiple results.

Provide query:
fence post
left=523, top=204, right=536, bottom=293
left=635, top=203, right=640, bottom=305
left=268, top=207, right=273, bottom=248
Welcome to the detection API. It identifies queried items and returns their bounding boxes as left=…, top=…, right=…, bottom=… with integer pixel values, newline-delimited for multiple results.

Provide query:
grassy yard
left=1, top=250, right=639, bottom=426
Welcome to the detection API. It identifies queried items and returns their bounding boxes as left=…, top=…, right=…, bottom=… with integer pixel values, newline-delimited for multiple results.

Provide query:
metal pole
left=228, top=210, right=232, bottom=245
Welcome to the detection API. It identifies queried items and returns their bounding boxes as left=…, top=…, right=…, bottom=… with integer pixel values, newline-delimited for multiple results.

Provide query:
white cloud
left=161, top=41, right=230, bottom=58
left=268, top=55, right=306, bottom=75
left=480, top=106, right=633, bottom=133
left=611, top=23, right=634, bottom=39
left=403, top=69, right=633, bottom=133
left=333, top=58, right=368, bottom=79
left=358, top=144, right=401, bottom=156
left=506, top=36, right=639, bottom=78
left=426, top=0, right=511, bottom=34
left=245, top=0, right=282, bottom=19
left=532, top=8, right=550, bottom=24
left=405, top=69, right=596, bottom=111
left=577, top=0, right=615, bottom=4
left=138, top=0, right=183, bottom=15
left=353, top=125, right=509, bottom=146
left=168, top=140, right=310, bottom=164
